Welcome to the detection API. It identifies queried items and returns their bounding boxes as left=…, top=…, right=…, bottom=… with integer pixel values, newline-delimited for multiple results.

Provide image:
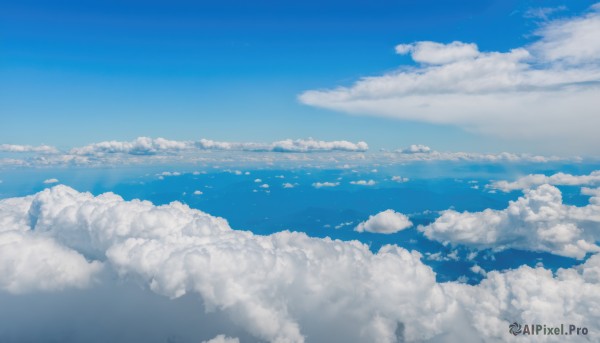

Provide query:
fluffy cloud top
left=0, top=144, right=58, bottom=154
left=355, top=209, right=412, bottom=234
left=490, top=170, right=600, bottom=192
left=420, top=184, right=600, bottom=259
left=299, top=4, right=600, bottom=154
left=1, top=186, right=600, bottom=341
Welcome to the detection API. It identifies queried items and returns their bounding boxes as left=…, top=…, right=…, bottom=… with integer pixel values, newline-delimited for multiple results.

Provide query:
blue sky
left=2, top=2, right=600, bottom=341
left=1, top=0, right=596, bottom=153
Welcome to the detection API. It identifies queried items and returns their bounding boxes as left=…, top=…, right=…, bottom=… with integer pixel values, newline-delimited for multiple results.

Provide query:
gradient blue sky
left=0, top=0, right=593, bottom=152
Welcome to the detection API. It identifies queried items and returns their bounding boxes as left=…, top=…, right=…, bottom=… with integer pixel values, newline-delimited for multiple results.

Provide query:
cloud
left=524, top=6, right=566, bottom=20
left=420, top=184, right=600, bottom=259
left=489, top=170, right=600, bottom=192
left=0, top=186, right=454, bottom=342
left=391, top=176, right=409, bottom=183
left=43, top=178, right=59, bottom=184
left=1, top=186, right=600, bottom=341
left=355, top=210, right=412, bottom=234
left=0, top=144, right=58, bottom=154
left=350, top=180, right=376, bottom=186
left=71, top=137, right=191, bottom=155
left=395, top=41, right=479, bottom=65
left=299, top=4, right=600, bottom=155
left=282, top=183, right=296, bottom=188
left=71, top=137, right=368, bottom=156
left=400, top=144, right=432, bottom=154
left=193, top=190, right=203, bottom=195
left=312, top=181, right=340, bottom=188
left=202, top=335, right=240, bottom=343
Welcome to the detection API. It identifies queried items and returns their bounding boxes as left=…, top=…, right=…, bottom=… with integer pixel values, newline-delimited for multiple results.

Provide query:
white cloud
left=299, top=4, right=600, bottom=155
left=202, top=335, right=240, bottom=343
left=0, top=144, right=58, bottom=154
left=391, top=176, right=409, bottom=183
left=490, top=170, right=600, bottom=192
left=71, top=137, right=368, bottom=156
left=43, top=178, right=59, bottom=184
left=193, top=190, right=203, bottom=195
left=260, top=184, right=270, bottom=189
left=355, top=209, right=412, bottom=234
left=312, top=181, right=340, bottom=188
left=524, top=6, right=566, bottom=20
left=159, top=171, right=181, bottom=177
left=395, top=41, right=480, bottom=65
left=400, top=144, right=431, bottom=154
left=71, top=137, right=191, bottom=155
left=350, top=180, right=376, bottom=186
left=420, top=184, right=600, bottom=259
left=282, top=183, right=296, bottom=189
left=2, top=186, right=600, bottom=341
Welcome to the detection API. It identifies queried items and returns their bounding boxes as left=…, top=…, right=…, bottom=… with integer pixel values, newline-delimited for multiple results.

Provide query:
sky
left=1, top=0, right=598, bottom=155
left=3, top=2, right=600, bottom=342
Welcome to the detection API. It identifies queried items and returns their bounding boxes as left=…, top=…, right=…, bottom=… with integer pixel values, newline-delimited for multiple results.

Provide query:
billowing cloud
left=489, top=170, right=600, bottom=192
left=299, top=4, right=600, bottom=154
left=420, top=184, right=600, bottom=259
left=355, top=209, right=412, bottom=234
left=1, top=186, right=600, bottom=342
left=0, top=144, right=58, bottom=154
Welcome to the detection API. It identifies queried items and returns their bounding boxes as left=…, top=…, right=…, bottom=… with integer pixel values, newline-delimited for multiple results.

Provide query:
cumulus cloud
left=282, top=183, right=296, bottom=189
left=43, top=178, right=59, bottom=184
left=355, top=209, right=412, bottom=234
left=1, top=186, right=600, bottom=342
left=71, top=137, right=368, bottom=156
left=489, top=170, right=600, bottom=192
left=349, top=180, right=376, bottom=186
left=312, top=181, right=340, bottom=188
left=0, top=144, right=58, bottom=154
left=420, top=184, right=600, bottom=259
left=299, top=4, right=600, bottom=154
left=400, top=144, right=432, bottom=154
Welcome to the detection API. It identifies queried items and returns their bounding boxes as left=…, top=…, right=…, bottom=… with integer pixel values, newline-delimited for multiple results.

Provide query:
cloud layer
left=0, top=144, right=58, bottom=154
left=299, top=4, right=600, bottom=154
left=70, top=137, right=369, bottom=156
left=2, top=186, right=600, bottom=341
left=489, top=170, right=600, bottom=192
